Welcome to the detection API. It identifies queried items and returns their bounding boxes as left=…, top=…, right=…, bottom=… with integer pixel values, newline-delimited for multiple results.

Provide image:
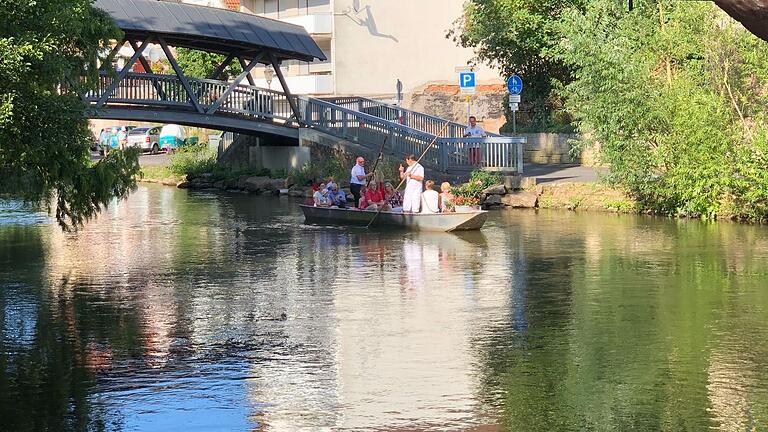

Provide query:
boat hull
left=300, top=205, right=488, bottom=232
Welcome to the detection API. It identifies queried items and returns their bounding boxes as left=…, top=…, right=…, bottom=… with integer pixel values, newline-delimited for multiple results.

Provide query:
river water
left=1, top=185, right=767, bottom=431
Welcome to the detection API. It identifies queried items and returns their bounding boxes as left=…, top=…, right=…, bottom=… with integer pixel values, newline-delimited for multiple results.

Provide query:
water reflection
left=1, top=186, right=768, bottom=431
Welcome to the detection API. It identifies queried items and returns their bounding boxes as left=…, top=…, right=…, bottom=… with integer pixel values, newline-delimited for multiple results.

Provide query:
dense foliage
left=175, top=48, right=243, bottom=79
left=449, top=0, right=586, bottom=130
left=458, top=0, right=768, bottom=220
left=0, top=0, right=140, bottom=229
left=555, top=0, right=768, bottom=220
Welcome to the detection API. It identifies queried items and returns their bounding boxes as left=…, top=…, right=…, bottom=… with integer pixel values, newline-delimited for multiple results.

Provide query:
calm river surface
left=1, top=185, right=767, bottom=431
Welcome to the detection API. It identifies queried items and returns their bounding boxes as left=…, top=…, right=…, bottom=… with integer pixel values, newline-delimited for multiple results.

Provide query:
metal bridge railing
left=85, top=72, right=524, bottom=172
left=299, top=97, right=525, bottom=173
left=321, top=96, right=494, bottom=139
left=88, top=72, right=296, bottom=122
left=298, top=97, right=445, bottom=169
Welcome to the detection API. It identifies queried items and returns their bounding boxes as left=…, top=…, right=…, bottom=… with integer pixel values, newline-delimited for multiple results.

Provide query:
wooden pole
left=366, top=122, right=450, bottom=228
left=366, top=136, right=388, bottom=188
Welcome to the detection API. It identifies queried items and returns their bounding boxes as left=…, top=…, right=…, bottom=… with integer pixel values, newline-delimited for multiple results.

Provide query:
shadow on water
left=1, top=187, right=768, bottom=431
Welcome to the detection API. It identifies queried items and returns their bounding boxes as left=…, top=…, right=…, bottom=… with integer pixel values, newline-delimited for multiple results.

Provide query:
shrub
left=168, top=144, right=216, bottom=177
left=451, top=170, right=503, bottom=201
left=469, top=170, right=502, bottom=190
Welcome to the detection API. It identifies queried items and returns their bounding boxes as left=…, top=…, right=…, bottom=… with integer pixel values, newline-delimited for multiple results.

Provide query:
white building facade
left=233, top=0, right=502, bottom=99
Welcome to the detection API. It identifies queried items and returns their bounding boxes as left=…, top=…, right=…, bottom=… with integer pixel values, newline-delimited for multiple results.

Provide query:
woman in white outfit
left=399, top=154, right=424, bottom=213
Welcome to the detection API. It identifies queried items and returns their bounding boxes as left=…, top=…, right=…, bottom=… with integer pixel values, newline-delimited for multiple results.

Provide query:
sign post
left=458, top=69, right=476, bottom=121
left=506, top=74, right=523, bottom=134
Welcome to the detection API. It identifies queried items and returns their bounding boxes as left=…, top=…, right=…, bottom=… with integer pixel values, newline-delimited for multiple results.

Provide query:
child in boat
left=421, top=180, right=440, bottom=214
left=357, top=185, right=367, bottom=209
left=440, top=181, right=455, bottom=212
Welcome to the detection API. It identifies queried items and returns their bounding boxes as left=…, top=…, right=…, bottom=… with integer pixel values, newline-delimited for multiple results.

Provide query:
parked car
left=127, top=126, right=162, bottom=153
left=159, top=124, right=187, bottom=152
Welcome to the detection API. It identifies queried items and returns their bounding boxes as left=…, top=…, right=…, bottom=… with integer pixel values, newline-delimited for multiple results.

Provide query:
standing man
left=399, top=154, right=424, bottom=213
left=350, top=156, right=372, bottom=208
left=464, top=116, right=487, bottom=166
left=463, top=116, right=487, bottom=138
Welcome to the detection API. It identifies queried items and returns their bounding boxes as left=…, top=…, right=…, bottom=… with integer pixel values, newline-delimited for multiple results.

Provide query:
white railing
left=299, top=97, right=524, bottom=172
left=85, top=72, right=524, bottom=172
left=322, top=96, right=481, bottom=138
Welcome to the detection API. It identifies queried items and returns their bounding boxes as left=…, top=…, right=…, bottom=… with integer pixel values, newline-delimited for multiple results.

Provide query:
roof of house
left=94, top=0, right=326, bottom=62
left=222, top=0, right=241, bottom=11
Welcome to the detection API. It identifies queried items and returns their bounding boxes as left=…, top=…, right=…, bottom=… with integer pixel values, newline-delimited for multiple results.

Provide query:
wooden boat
left=299, top=205, right=488, bottom=232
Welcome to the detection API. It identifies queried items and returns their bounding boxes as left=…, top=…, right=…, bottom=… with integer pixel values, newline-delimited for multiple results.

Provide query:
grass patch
left=140, top=165, right=184, bottom=183
left=538, top=182, right=638, bottom=213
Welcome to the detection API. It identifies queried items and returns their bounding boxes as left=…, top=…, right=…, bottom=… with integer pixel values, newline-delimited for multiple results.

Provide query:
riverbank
left=138, top=158, right=639, bottom=214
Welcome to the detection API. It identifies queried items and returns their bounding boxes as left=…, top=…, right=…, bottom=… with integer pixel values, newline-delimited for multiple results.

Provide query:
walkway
left=523, top=164, right=605, bottom=183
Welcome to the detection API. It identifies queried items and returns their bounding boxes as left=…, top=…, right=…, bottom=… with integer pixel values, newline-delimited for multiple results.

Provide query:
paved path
left=91, top=151, right=171, bottom=167
left=138, top=153, right=172, bottom=167
left=523, top=163, right=605, bottom=184
left=91, top=150, right=602, bottom=183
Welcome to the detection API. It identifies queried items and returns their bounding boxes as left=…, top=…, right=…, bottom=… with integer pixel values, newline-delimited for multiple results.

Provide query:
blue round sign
left=507, top=75, right=523, bottom=95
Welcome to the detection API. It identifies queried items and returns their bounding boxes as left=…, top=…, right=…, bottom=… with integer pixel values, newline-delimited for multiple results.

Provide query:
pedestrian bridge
left=86, top=71, right=524, bottom=173
left=87, top=0, right=524, bottom=173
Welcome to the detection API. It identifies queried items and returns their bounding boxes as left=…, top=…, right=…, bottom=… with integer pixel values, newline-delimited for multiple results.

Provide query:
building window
left=256, top=0, right=329, bottom=17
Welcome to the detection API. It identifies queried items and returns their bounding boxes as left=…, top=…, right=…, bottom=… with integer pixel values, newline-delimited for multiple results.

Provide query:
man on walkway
left=399, top=154, right=424, bottom=213
left=350, top=156, right=372, bottom=208
left=463, top=116, right=487, bottom=138
left=464, top=116, right=486, bottom=167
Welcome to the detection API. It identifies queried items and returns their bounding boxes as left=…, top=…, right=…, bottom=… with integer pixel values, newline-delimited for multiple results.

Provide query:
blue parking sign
left=459, top=72, right=476, bottom=89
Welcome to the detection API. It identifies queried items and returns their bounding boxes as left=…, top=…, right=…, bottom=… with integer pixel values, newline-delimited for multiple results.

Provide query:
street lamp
left=264, top=66, right=274, bottom=89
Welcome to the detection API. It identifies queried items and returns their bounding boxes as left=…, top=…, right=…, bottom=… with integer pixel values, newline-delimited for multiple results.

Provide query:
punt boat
left=299, top=205, right=488, bottom=232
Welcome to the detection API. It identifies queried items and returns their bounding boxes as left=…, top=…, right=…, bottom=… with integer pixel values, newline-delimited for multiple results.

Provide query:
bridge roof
left=94, top=0, right=326, bottom=62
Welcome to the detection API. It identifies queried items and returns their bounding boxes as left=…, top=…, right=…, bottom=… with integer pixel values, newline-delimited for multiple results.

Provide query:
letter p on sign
left=460, top=72, right=475, bottom=88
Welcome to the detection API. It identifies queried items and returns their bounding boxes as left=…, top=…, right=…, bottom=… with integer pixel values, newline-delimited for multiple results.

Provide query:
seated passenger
left=384, top=182, right=403, bottom=212
left=362, top=181, right=388, bottom=211
left=439, top=181, right=455, bottom=212
left=327, top=184, right=347, bottom=208
left=357, top=185, right=368, bottom=209
left=421, top=180, right=440, bottom=214
left=313, top=182, right=330, bottom=207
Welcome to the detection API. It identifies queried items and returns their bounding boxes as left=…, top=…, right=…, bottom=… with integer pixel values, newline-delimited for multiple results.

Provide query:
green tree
left=554, top=0, right=768, bottom=220
left=449, top=0, right=586, bottom=130
left=0, top=0, right=140, bottom=229
left=175, top=48, right=243, bottom=79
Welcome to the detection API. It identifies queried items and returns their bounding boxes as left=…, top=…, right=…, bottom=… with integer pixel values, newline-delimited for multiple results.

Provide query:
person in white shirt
left=420, top=180, right=440, bottom=214
left=313, top=182, right=330, bottom=207
left=463, top=116, right=487, bottom=138
left=349, top=156, right=372, bottom=208
left=399, top=154, right=424, bottom=213
left=464, top=116, right=486, bottom=166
